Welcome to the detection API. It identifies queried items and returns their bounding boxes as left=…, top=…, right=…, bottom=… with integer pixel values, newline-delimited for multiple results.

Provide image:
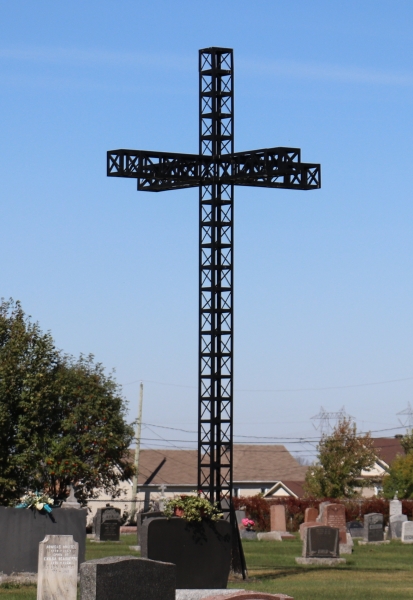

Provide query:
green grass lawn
left=1, top=534, right=413, bottom=599
left=229, top=537, right=413, bottom=600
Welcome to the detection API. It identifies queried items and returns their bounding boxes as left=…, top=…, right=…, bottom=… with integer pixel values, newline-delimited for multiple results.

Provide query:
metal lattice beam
left=198, top=48, right=234, bottom=512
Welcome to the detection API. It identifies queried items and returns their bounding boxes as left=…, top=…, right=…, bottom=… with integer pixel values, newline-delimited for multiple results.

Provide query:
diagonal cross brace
left=107, top=147, right=321, bottom=191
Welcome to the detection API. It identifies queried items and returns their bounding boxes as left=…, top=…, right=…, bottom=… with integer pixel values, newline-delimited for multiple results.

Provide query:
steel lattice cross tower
left=107, top=47, right=321, bottom=518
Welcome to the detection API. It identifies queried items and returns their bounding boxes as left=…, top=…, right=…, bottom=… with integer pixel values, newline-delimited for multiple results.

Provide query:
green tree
left=0, top=299, right=134, bottom=506
left=400, top=430, right=413, bottom=455
left=382, top=430, right=413, bottom=499
left=304, top=417, right=376, bottom=498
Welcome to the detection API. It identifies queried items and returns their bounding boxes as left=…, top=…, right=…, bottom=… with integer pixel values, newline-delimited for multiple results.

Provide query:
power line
left=141, top=421, right=405, bottom=439
left=123, top=375, right=413, bottom=392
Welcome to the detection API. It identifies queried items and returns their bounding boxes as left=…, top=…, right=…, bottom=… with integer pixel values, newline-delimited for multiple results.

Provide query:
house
left=360, top=436, right=404, bottom=496
left=86, top=444, right=308, bottom=523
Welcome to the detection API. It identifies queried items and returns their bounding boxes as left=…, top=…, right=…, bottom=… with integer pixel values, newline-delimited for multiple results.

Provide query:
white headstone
left=401, top=521, right=413, bottom=543
left=37, top=535, right=78, bottom=600
left=389, top=498, right=402, bottom=518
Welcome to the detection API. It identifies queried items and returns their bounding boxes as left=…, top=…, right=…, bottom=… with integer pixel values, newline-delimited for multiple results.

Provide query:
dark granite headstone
left=0, top=507, right=86, bottom=575
left=305, top=526, right=339, bottom=558
left=80, top=556, right=175, bottom=600
left=347, top=521, right=364, bottom=538
left=141, top=517, right=232, bottom=589
left=389, top=514, right=407, bottom=540
left=137, top=511, right=164, bottom=543
left=94, top=506, right=121, bottom=541
left=363, top=513, right=384, bottom=542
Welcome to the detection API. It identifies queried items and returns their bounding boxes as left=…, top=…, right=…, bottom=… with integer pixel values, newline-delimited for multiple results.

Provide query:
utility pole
left=130, top=381, right=143, bottom=523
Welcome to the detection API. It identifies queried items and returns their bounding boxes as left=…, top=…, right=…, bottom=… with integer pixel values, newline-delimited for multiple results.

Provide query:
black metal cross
left=107, top=47, right=320, bottom=518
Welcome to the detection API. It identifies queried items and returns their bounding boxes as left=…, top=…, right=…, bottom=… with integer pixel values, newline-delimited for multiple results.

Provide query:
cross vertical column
left=198, top=47, right=234, bottom=516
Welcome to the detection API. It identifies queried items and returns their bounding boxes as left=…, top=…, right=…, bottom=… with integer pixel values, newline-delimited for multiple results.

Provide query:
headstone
left=61, top=486, right=81, bottom=510
left=239, top=530, right=257, bottom=541
left=137, top=511, right=164, bottom=543
left=347, top=521, right=364, bottom=538
left=235, top=510, right=246, bottom=526
left=389, top=497, right=402, bottom=519
left=270, top=505, right=286, bottom=532
left=140, top=517, right=232, bottom=588
left=299, top=521, right=318, bottom=541
left=401, top=521, right=413, bottom=543
left=317, top=503, right=347, bottom=543
left=304, top=526, right=340, bottom=559
left=389, top=514, right=407, bottom=539
left=94, top=506, right=121, bottom=541
left=0, top=507, right=86, bottom=575
left=316, top=502, right=330, bottom=523
left=304, top=507, right=318, bottom=523
left=363, top=513, right=384, bottom=542
left=80, top=556, right=176, bottom=600
left=37, top=535, right=78, bottom=600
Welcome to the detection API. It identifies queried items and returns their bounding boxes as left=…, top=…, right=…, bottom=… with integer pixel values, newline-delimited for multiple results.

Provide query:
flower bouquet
left=15, top=491, right=54, bottom=513
left=163, top=493, right=223, bottom=522
left=241, top=517, right=255, bottom=531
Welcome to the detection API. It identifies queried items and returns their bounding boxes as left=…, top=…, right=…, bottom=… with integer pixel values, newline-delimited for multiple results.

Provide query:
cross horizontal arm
left=107, top=149, right=203, bottom=192
left=230, top=147, right=321, bottom=190
left=107, top=146, right=320, bottom=192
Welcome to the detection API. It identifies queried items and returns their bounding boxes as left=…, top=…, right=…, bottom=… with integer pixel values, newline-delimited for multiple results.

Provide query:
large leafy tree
left=0, top=299, right=134, bottom=506
left=304, top=417, right=376, bottom=498
left=382, top=431, right=413, bottom=499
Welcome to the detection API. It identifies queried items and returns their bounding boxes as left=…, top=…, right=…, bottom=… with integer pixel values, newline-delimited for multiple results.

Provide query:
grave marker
left=304, top=526, right=340, bottom=558
left=80, top=556, right=175, bottom=600
left=270, top=505, right=286, bottom=532
left=37, top=535, right=78, bottom=600
left=304, top=508, right=318, bottom=523
left=347, top=521, right=364, bottom=538
left=363, top=513, right=384, bottom=542
left=317, top=503, right=347, bottom=543
left=389, top=514, right=407, bottom=539
left=389, top=497, right=402, bottom=518
left=93, top=506, right=121, bottom=541
left=401, top=521, right=413, bottom=543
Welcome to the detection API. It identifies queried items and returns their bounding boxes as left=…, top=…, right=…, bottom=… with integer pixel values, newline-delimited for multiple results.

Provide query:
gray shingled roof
left=130, top=444, right=308, bottom=486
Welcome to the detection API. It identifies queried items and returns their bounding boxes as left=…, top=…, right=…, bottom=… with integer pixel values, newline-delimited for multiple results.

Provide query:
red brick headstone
left=318, top=503, right=347, bottom=544
left=270, top=505, right=287, bottom=532
left=304, top=507, right=318, bottom=523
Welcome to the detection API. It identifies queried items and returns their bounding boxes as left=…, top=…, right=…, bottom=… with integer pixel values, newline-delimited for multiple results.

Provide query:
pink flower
left=241, top=518, right=255, bottom=528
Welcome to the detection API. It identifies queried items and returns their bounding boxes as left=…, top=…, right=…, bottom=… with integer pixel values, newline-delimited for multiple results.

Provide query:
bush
left=233, top=495, right=413, bottom=531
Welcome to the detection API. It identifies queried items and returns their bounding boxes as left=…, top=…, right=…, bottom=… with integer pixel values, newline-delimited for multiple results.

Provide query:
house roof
left=131, top=445, right=308, bottom=486
left=371, top=437, right=404, bottom=467
left=264, top=480, right=306, bottom=499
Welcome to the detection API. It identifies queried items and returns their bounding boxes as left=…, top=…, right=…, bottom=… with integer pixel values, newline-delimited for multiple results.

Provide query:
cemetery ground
left=1, top=535, right=413, bottom=599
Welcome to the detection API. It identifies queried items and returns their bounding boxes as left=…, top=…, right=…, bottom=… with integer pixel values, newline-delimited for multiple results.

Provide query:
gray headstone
left=304, top=526, right=340, bottom=559
left=94, top=507, right=121, bottom=541
left=401, top=521, right=413, bottom=543
left=137, top=511, right=164, bottom=543
left=389, top=498, right=402, bottom=519
left=37, top=535, right=78, bottom=600
left=316, top=502, right=330, bottom=523
left=363, top=513, right=384, bottom=542
left=61, top=486, right=81, bottom=510
left=235, top=510, right=246, bottom=526
left=389, top=514, right=407, bottom=539
left=347, top=521, right=364, bottom=538
left=80, top=556, right=175, bottom=600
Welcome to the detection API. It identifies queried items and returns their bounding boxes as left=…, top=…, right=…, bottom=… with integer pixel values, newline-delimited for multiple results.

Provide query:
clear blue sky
left=1, top=1, right=413, bottom=461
